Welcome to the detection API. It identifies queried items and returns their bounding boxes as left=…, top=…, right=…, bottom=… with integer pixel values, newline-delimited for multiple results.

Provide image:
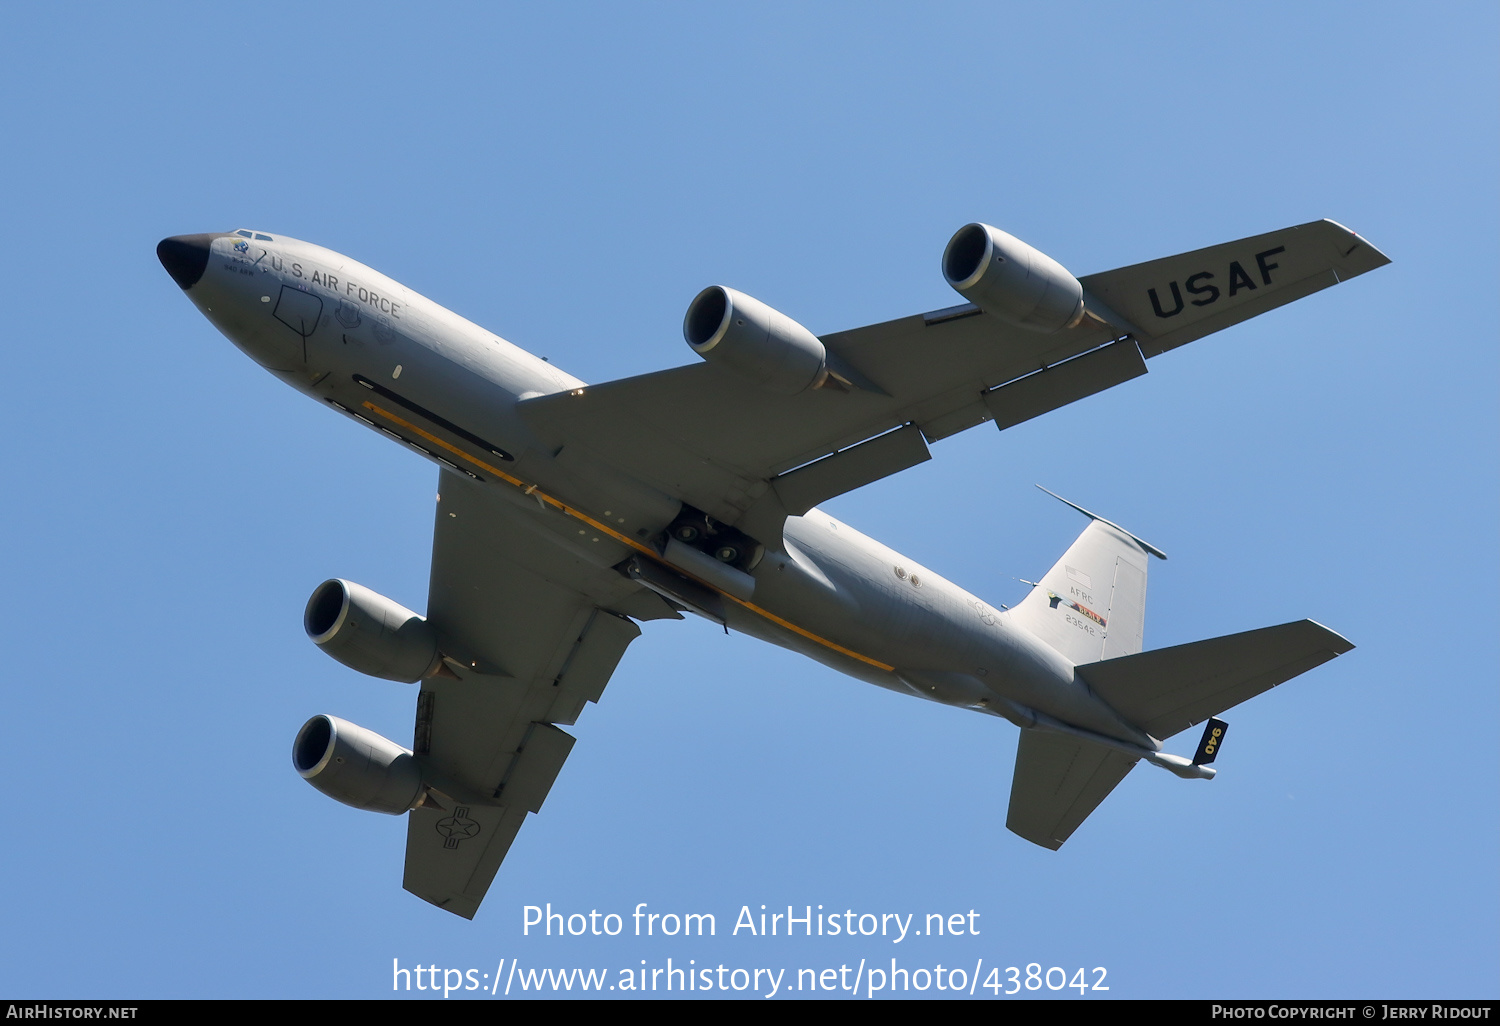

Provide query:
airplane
left=157, top=218, right=1388, bottom=919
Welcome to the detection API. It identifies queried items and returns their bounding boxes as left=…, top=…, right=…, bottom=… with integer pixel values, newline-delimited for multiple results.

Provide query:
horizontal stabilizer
left=1006, top=728, right=1139, bottom=850
left=1076, top=620, right=1353, bottom=741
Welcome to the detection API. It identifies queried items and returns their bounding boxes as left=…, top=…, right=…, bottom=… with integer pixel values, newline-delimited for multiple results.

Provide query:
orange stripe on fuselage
left=360, top=400, right=897, bottom=672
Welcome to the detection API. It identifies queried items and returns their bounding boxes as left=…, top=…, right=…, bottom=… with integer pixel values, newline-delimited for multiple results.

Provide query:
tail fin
left=1076, top=620, right=1354, bottom=741
left=1007, top=489, right=1164, bottom=665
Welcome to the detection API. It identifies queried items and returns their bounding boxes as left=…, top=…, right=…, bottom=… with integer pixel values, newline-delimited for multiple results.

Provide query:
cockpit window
left=232, top=229, right=275, bottom=241
left=235, top=230, right=253, bottom=238
left=254, top=233, right=273, bottom=241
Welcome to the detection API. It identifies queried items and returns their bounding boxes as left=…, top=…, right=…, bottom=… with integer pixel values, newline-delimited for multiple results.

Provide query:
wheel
left=714, top=544, right=741, bottom=564
left=673, top=523, right=702, bottom=544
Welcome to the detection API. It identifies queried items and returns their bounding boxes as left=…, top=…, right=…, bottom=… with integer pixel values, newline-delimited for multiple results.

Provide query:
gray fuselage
left=170, top=230, right=1153, bottom=751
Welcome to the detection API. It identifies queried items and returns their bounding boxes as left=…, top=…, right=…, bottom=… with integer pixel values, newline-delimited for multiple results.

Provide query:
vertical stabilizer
left=1006, top=491, right=1163, bottom=665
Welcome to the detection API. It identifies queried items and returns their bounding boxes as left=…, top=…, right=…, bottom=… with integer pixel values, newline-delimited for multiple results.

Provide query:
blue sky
left=0, top=2, right=1494, bottom=1000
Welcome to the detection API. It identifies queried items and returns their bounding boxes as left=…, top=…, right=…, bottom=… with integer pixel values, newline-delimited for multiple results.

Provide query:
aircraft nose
left=156, top=233, right=225, bottom=290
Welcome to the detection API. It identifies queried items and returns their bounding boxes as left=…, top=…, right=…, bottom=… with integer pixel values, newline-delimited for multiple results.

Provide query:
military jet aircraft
left=158, top=219, right=1388, bottom=918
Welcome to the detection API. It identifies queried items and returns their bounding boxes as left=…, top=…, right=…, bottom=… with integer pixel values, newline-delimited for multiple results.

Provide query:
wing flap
left=981, top=339, right=1147, bottom=431
left=1007, top=729, right=1138, bottom=850
left=496, top=722, right=577, bottom=813
left=738, top=424, right=932, bottom=544
left=547, top=610, right=641, bottom=725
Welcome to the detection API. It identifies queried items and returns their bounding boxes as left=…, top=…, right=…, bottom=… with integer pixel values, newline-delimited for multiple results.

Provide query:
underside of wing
left=518, top=220, right=1387, bottom=547
left=1007, top=728, right=1139, bottom=850
left=402, top=470, right=653, bottom=918
left=517, top=312, right=1122, bottom=537
left=1080, top=219, right=1390, bottom=357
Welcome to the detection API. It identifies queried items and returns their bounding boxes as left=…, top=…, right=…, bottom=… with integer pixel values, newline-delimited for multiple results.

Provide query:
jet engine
left=683, top=286, right=827, bottom=395
left=942, top=223, right=1085, bottom=333
left=292, top=714, right=423, bottom=814
left=304, top=579, right=440, bottom=683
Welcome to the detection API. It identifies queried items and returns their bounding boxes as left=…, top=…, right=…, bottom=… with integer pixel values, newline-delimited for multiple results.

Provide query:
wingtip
left=1303, top=618, right=1355, bottom=655
left=1321, top=219, right=1392, bottom=274
left=407, top=885, right=481, bottom=920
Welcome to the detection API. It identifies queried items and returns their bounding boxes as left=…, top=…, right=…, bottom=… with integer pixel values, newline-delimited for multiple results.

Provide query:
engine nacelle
left=942, top=223, right=1085, bottom=333
left=292, top=714, right=423, bottom=814
left=304, top=579, right=439, bottom=683
left=683, top=286, right=827, bottom=395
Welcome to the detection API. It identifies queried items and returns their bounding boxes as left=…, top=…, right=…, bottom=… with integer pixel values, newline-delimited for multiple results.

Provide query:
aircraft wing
left=401, top=470, right=655, bottom=918
left=1006, top=728, right=1139, bottom=850
left=518, top=220, right=1387, bottom=542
